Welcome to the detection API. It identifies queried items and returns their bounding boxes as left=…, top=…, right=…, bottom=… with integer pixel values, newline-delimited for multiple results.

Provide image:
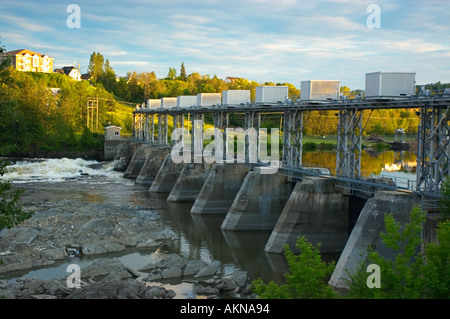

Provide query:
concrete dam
left=105, top=139, right=435, bottom=291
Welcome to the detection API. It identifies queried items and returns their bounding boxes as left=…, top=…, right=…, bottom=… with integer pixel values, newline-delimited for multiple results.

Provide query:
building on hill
left=225, top=76, right=243, bottom=83
left=0, top=49, right=54, bottom=73
left=54, top=66, right=81, bottom=81
left=81, top=71, right=92, bottom=81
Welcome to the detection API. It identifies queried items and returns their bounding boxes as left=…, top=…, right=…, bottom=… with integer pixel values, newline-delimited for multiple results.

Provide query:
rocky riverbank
left=0, top=196, right=255, bottom=299
left=0, top=198, right=176, bottom=274
left=0, top=254, right=254, bottom=299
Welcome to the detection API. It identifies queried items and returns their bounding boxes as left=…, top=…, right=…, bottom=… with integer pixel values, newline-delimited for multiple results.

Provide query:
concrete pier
left=328, top=190, right=415, bottom=291
left=265, top=177, right=349, bottom=254
left=191, top=163, right=252, bottom=215
left=104, top=139, right=130, bottom=161
left=167, top=162, right=213, bottom=202
left=221, top=168, right=295, bottom=231
left=114, top=142, right=142, bottom=172
left=148, top=153, right=184, bottom=192
left=123, top=144, right=156, bottom=179
left=135, top=147, right=171, bottom=185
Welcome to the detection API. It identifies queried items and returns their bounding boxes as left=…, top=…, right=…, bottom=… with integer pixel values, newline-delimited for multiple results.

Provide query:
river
left=0, top=149, right=416, bottom=297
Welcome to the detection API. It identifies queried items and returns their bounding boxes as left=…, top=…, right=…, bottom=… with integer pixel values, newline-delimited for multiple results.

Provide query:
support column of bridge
left=133, top=110, right=144, bottom=142
left=244, top=110, right=258, bottom=164
left=416, top=105, right=450, bottom=192
left=167, top=112, right=212, bottom=202
left=265, top=176, right=349, bottom=254
left=144, top=113, right=155, bottom=143
left=114, top=141, right=142, bottom=172
left=124, top=143, right=157, bottom=179
left=167, top=162, right=213, bottom=202
left=147, top=114, right=185, bottom=190
left=329, top=190, right=416, bottom=291
left=282, top=110, right=303, bottom=169
left=148, top=153, right=183, bottom=192
left=157, top=113, right=169, bottom=145
left=190, top=163, right=252, bottom=214
left=192, top=113, right=204, bottom=163
left=221, top=168, right=295, bottom=231
left=134, top=146, right=172, bottom=185
left=132, top=112, right=136, bottom=140
left=188, top=111, right=252, bottom=213
left=214, top=110, right=229, bottom=163
left=336, top=109, right=363, bottom=179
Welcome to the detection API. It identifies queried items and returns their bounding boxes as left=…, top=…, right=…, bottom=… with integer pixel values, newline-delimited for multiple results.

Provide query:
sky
left=0, top=0, right=449, bottom=90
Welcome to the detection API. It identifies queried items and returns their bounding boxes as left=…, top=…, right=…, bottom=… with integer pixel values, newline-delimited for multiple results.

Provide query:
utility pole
left=87, top=98, right=99, bottom=132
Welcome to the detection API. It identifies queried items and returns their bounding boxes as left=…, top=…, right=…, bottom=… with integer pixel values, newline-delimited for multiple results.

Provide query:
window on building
left=32, top=55, right=39, bottom=68
left=115, top=132, right=119, bottom=136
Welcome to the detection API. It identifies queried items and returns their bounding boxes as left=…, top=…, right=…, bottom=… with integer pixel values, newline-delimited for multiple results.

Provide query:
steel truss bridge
left=132, top=96, right=450, bottom=202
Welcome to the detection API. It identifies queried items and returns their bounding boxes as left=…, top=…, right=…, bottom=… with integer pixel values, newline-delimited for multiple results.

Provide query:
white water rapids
left=1, top=158, right=125, bottom=184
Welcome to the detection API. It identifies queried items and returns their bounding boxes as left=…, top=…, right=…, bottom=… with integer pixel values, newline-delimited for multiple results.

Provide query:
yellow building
left=1, top=49, right=54, bottom=73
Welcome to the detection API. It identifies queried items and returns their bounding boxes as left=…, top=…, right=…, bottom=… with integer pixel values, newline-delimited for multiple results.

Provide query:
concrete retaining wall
left=123, top=144, right=157, bottom=179
left=135, top=147, right=171, bottom=185
left=114, top=142, right=142, bottom=172
left=265, top=177, right=349, bottom=254
left=221, top=168, right=294, bottom=231
left=148, top=153, right=184, bottom=192
left=167, top=163, right=213, bottom=202
left=328, top=190, right=415, bottom=291
left=104, top=139, right=130, bottom=161
left=191, top=163, right=252, bottom=215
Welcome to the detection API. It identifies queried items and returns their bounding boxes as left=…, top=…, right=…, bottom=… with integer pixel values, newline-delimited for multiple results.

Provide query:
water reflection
left=147, top=192, right=287, bottom=283
left=303, top=150, right=417, bottom=178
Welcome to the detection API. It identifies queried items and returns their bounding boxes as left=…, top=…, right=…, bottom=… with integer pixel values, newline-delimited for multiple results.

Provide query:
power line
left=87, top=96, right=138, bottom=107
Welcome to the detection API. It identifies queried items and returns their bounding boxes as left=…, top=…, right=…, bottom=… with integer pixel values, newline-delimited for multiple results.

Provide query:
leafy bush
left=0, top=161, right=33, bottom=230
left=252, top=237, right=337, bottom=299
left=347, top=206, right=450, bottom=299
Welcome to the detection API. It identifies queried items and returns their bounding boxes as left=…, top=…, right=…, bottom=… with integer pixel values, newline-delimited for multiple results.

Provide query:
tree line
left=87, top=52, right=431, bottom=137
left=87, top=52, right=300, bottom=103
left=0, top=45, right=122, bottom=156
left=1, top=43, right=448, bottom=157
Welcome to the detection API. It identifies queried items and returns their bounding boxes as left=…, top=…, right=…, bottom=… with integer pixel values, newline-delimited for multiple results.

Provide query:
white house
left=104, top=125, right=122, bottom=140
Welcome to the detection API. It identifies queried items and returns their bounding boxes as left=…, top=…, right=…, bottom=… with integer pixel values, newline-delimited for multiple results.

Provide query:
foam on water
left=2, top=158, right=124, bottom=183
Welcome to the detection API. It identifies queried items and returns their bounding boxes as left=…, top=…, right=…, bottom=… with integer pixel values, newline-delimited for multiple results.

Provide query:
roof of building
left=54, top=66, right=79, bottom=76
left=81, top=73, right=92, bottom=80
left=1, top=49, right=53, bottom=59
left=225, top=76, right=243, bottom=81
left=104, top=125, right=122, bottom=130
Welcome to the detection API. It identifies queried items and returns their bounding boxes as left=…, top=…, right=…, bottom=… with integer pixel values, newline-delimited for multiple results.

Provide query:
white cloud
left=1, top=0, right=449, bottom=89
left=0, top=15, right=55, bottom=32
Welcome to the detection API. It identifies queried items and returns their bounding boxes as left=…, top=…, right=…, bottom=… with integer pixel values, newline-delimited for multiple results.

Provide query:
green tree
left=0, top=161, right=33, bottom=230
left=439, top=178, right=450, bottom=220
left=99, top=59, right=116, bottom=91
left=347, top=206, right=450, bottom=299
left=422, top=220, right=450, bottom=298
left=252, top=237, right=337, bottom=299
left=88, top=52, right=105, bottom=82
left=179, top=62, right=187, bottom=81
left=80, top=126, right=95, bottom=149
left=166, top=67, right=177, bottom=80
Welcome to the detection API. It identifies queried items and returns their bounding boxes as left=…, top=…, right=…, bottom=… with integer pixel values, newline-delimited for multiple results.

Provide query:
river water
left=0, top=157, right=288, bottom=295
left=0, top=149, right=416, bottom=296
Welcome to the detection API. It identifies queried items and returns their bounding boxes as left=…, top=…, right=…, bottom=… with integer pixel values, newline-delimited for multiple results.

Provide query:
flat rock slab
left=0, top=199, right=176, bottom=274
